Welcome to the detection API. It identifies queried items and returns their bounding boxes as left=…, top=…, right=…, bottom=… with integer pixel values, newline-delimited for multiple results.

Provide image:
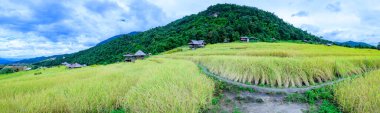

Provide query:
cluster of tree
left=0, top=68, right=15, bottom=74
left=35, top=4, right=329, bottom=67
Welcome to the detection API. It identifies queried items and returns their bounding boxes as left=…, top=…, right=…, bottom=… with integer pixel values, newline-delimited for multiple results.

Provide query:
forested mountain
left=335, top=41, right=375, bottom=49
left=35, top=4, right=329, bottom=66
left=14, top=32, right=141, bottom=64
left=12, top=55, right=66, bottom=64
left=96, top=31, right=141, bottom=46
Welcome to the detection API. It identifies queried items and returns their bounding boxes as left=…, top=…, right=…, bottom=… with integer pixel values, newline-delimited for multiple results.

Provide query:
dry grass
left=0, top=58, right=214, bottom=113
left=334, top=70, right=380, bottom=113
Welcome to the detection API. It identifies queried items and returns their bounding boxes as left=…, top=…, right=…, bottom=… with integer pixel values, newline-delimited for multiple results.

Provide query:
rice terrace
left=1, top=1, right=380, bottom=113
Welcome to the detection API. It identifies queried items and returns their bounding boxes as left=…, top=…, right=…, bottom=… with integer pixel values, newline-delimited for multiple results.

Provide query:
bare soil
left=217, top=91, right=309, bottom=113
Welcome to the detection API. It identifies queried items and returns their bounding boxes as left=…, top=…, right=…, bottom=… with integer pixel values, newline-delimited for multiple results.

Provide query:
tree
left=377, top=42, right=380, bottom=50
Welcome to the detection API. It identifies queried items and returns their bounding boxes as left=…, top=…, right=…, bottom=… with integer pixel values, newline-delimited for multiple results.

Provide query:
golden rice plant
left=334, top=70, right=380, bottom=113
left=0, top=58, right=214, bottom=113
left=162, top=42, right=380, bottom=88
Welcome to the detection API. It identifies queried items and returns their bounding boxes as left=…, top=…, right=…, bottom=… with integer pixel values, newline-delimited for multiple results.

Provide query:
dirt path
left=199, top=64, right=346, bottom=94
left=220, top=91, right=309, bottom=113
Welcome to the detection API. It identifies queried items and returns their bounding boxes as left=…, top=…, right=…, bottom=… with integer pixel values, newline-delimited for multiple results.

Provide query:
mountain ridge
left=34, top=3, right=329, bottom=66
left=335, top=41, right=375, bottom=49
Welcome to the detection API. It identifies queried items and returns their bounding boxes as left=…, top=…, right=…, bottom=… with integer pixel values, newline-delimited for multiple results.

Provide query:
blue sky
left=0, top=0, right=379, bottom=59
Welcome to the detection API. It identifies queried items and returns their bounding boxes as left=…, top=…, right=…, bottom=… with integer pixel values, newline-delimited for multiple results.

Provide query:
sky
left=0, top=0, right=379, bottom=59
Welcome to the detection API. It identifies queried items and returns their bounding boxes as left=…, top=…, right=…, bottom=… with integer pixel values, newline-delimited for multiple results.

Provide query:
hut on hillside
left=188, top=40, right=205, bottom=49
left=62, top=62, right=69, bottom=65
left=326, top=43, right=333, bottom=46
left=66, top=63, right=85, bottom=69
left=240, top=37, right=250, bottom=42
left=134, top=50, right=147, bottom=59
left=123, top=53, right=135, bottom=62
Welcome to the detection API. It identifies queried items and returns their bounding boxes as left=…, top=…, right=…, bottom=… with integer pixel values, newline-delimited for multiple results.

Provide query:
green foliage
left=0, top=68, right=15, bottom=74
left=285, top=87, right=341, bottom=113
left=317, top=100, right=341, bottom=113
left=35, top=4, right=327, bottom=67
left=304, top=87, right=334, bottom=104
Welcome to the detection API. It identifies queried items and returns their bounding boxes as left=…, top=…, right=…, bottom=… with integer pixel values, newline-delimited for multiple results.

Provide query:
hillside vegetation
left=35, top=4, right=329, bottom=67
left=163, top=42, right=380, bottom=87
left=0, top=58, right=214, bottom=113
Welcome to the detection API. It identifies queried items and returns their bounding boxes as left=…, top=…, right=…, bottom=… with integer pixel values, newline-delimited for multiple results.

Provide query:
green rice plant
left=0, top=58, right=214, bottom=113
left=334, top=70, right=380, bottom=113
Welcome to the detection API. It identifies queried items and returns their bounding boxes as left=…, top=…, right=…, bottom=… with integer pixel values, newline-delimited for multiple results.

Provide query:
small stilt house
left=240, top=37, right=250, bottom=42
left=123, top=50, right=147, bottom=62
left=188, top=40, right=205, bottom=49
left=123, top=53, right=135, bottom=62
left=134, top=50, right=147, bottom=59
left=66, top=63, right=85, bottom=69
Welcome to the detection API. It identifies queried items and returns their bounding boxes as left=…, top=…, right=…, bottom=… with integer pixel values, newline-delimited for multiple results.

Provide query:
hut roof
left=123, top=53, right=134, bottom=57
left=189, top=40, right=205, bottom=45
left=135, top=50, right=146, bottom=56
left=66, top=63, right=83, bottom=68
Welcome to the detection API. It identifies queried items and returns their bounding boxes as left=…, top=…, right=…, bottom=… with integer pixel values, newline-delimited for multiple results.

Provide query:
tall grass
left=191, top=56, right=380, bottom=87
left=165, top=42, right=380, bottom=57
left=0, top=58, right=214, bottom=113
left=334, top=70, right=380, bottom=113
left=163, top=42, right=380, bottom=87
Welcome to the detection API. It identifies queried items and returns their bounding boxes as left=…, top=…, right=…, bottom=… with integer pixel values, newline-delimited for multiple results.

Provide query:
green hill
left=35, top=4, right=329, bottom=66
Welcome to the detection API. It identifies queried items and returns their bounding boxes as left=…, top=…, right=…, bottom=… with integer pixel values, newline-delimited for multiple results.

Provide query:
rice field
left=0, top=58, right=214, bottom=113
left=163, top=42, right=380, bottom=87
left=334, top=70, right=380, bottom=113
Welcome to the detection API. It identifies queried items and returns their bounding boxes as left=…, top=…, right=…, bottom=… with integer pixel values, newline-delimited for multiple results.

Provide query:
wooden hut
left=240, top=37, right=250, bottom=42
left=326, top=43, right=333, bottom=46
left=66, top=63, right=84, bottom=69
left=188, top=40, right=205, bottom=49
left=123, top=53, right=135, bottom=62
left=134, top=50, right=147, bottom=59
left=62, top=62, right=69, bottom=65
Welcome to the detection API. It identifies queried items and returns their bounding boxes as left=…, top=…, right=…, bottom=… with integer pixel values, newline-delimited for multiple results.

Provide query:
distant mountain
left=13, top=32, right=141, bottom=65
left=96, top=31, right=140, bottom=46
left=0, top=58, right=12, bottom=64
left=12, top=54, right=67, bottom=64
left=35, top=4, right=329, bottom=67
left=335, top=41, right=375, bottom=49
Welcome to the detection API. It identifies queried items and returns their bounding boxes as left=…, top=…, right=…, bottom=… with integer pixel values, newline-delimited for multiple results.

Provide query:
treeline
left=35, top=4, right=329, bottom=67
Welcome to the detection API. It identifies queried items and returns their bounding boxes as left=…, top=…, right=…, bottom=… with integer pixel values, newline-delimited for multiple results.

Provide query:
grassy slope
left=0, top=58, right=214, bottom=113
left=163, top=42, right=380, bottom=87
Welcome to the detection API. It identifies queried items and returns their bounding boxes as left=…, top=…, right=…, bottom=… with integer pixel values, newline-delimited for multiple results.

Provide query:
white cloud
left=0, top=0, right=379, bottom=59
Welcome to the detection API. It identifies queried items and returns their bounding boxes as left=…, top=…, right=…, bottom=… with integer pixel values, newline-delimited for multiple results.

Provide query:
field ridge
left=199, top=64, right=350, bottom=94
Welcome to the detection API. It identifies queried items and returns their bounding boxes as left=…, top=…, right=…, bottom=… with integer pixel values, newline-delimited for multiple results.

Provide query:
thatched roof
left=134, top=50, right=146, bottom=56
left=189, top=40, right=205, bottom=45
left=66, top=63, right=84, bottom=68
left=123, top=53, right=134, bottom=57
